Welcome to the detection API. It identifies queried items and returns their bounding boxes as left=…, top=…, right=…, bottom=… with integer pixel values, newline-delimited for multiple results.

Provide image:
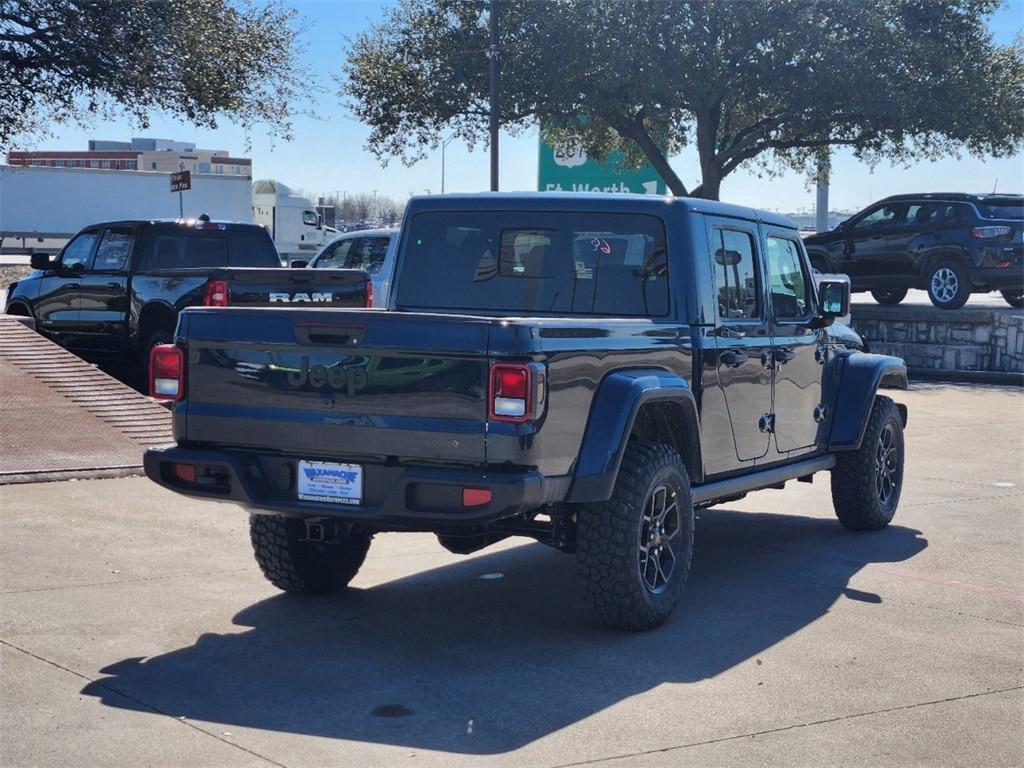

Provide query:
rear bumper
left=143, top=444, right=561, bottom=529
left=968, top=266, right=1023, bottom=291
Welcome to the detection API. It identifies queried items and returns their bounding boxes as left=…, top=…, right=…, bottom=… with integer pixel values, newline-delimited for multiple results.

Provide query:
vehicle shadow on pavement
left=81, top=509, right=927, bottom=754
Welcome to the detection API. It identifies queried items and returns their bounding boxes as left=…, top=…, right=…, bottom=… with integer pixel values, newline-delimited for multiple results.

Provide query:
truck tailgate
left=178, top=308, right=490, bottom=464
left=220, top=267, right=368, bottom=308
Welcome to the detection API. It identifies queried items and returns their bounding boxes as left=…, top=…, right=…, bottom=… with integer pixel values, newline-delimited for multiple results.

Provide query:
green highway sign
left=537, top=135, right=667, bottom=195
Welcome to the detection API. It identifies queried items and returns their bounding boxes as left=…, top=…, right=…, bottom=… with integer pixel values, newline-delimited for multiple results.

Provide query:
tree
left=0, top=0, right=306, bottom=152
left=342, top=0, right=1024, bottom=199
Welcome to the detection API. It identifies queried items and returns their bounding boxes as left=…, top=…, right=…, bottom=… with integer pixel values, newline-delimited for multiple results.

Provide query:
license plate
left=297, top=461, right=362, bottom=505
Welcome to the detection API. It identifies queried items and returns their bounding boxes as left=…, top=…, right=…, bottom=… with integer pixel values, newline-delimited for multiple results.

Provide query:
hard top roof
left=404, top=192, right=797, bottom=229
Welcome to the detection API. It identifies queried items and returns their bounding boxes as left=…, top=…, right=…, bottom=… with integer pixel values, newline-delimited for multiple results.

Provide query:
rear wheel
left=831, top=396, right=904, bottom=531
left=870, top=288, right=908, bottom=305
left=249, top=515, right=371, bottom=595
left=1001, top=290, right=1024, bottom=309
left=575, top=442, right=694, bottom=631
left=926, top=260, right=971, bottom=309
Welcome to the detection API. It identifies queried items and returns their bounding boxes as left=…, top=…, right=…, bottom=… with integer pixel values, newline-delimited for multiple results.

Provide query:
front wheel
left=250, top=515, right=371, bottom=595
left=926, top=261, right=971, bottom=309
left=871, top=288, right=908, bottom=305
left=1001, top=290, right=1024, bottom=309
left=575, top=443, right=695, bottom=631
left=831, top=396, right=904, bottom=531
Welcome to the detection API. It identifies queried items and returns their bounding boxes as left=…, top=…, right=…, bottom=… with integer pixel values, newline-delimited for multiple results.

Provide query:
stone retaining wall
left=849, top=305, right=1024, bottom=375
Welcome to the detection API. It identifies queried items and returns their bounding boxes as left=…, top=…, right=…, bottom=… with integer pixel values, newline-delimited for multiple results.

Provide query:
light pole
left=440, top=135, right=456, bottom=194
left=488, top=0, right=499, bottom=191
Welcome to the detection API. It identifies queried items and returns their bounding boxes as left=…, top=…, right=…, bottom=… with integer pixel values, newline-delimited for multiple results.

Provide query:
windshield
left=396, top=211, right=669, bottom=316
left=979, top=200, right=1023, bottom=220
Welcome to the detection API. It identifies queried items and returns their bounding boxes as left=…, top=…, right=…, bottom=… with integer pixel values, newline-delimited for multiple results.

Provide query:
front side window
left=302, top=210, right=318, bottom=227
left=852, top=204, right=906, bottom=230
left=397, top=211, right=669, bottom=316
left=351, top=236, right=390, bottom=275
left=91, top=228, right=134, bottom=272
left=713, top=228, right=760, bottom=320
left=60, top=231, right=98, bottom=271
left=765, top=236, right=812, bottom=319
left=313, top=238, right=356, bottom=268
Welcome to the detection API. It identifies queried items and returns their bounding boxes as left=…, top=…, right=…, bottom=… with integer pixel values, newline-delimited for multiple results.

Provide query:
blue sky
left=34, top=0, right=1024, bottom=213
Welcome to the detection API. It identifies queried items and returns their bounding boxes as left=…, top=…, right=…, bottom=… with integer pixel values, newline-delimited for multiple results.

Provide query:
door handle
left=719, top=350, right=749, bottom=368
left=775, top=348, right=796, bottom=364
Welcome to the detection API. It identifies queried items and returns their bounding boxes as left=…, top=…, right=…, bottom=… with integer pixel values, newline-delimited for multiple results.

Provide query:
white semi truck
left=251, top=178, right=334, bottom=264
left=0, top=164, right=253, bottom=253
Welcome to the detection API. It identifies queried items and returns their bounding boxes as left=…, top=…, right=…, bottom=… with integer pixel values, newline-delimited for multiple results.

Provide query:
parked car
left=803, top=193, right=1023, bottom=309
left=4, top=217, right=371, bottom=382
left=296, top=227, right=399, bottom=307
left=143, top=193, right=908, bottom=631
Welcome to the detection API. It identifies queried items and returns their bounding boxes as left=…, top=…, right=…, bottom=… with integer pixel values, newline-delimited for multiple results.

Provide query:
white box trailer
left=0, top=164, right=253, bottom=253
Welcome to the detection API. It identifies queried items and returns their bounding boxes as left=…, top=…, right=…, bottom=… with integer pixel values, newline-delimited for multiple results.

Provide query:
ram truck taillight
left=365, top=278, right=374, bottom=307
left=203, top=279, right=230, bottom=306
left=489, top=363, right=537, bottom=422
left=150, top=344, right=185, bottom=401
left=972, top=225, right=1013, bottom=240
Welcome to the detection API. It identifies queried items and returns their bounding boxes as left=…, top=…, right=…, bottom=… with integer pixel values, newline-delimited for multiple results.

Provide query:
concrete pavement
left=1, top=382, right=1022, bottom=767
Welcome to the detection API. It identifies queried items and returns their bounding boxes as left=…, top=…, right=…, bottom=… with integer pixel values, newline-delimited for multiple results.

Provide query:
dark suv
left=803, top=193, right=1023, bottom=309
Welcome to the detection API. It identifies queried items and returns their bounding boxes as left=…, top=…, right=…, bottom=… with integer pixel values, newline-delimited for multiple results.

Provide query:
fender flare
left=566, top=368, right=701, bottom=503
left=828, top=352, right=908, bottom=451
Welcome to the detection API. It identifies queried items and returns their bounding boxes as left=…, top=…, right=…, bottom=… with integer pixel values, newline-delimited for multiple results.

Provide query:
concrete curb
left=908, top=368, right=1024, bottom=386
left=0, top=465, right=144, bottom=486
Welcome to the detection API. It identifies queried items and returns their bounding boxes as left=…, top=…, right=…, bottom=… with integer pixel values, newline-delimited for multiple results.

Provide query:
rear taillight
left=972, top=225, right=1013, bottom=239
left=489, top=363, right=531, bottom=422
left=365, top=278, right=374, bottom=307
left=203, top=279, right=230, bottom=306
left=150, top=344, right=185, bottom=401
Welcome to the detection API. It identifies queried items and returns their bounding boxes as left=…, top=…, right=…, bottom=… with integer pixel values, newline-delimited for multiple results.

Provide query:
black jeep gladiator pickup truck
left=4, top=217, right=370, bottom=379
left=144, top=194, right=909, bottom=630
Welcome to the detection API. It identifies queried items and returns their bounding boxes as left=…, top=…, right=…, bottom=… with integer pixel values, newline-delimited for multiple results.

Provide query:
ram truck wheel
left=575, top=442, right=694, bottom=631
left=1001, top=290, right=1024, bottom=309
left=249, top=515, right=371, bottom=595
left=830, top=396, right=904, bottom=531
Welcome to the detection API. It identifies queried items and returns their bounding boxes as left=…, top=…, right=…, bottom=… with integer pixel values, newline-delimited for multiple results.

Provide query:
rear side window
left=228, top=229, right=279, bottom=267
left=979, top=200, right=1023, bottom=219
left=90, top=228, right=134, bottom=272
left=712, top=228, right=760, bottom=320
left=397, top=212, right=668, bottom=316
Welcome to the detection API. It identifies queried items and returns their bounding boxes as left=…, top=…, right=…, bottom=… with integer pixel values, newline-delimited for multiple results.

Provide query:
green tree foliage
left=0, top=0, right=306, bottom=151
left=342, top=0, right=1024, bottom=199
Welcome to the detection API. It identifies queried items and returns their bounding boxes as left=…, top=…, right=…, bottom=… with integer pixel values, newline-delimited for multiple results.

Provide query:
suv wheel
left=250, top=515, right=371, bottom=595
left=575, top=442, right=694, bottom=631
left=870, top=288, right=908, bottom=305
left=926, top=260, right=971, bottom=309
left=1000, top=290, right=1024, bottom=309
left=830, top=396, right=904, bottom=531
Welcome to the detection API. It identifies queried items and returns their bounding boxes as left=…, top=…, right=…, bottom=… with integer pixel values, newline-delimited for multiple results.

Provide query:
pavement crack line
left=0, top=637, right=291, bottom=768
left=0, top=567, right=253, bottom=595
left=548, top=684, right=1024, bottom=768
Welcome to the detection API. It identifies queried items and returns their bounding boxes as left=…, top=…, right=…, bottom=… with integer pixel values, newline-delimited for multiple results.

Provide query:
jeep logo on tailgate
left=270, top=292, right=333, bottom=303
left=287, top=356, right=368, bottom=394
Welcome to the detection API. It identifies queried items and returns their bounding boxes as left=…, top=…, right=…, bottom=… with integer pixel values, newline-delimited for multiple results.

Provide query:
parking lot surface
left=1, top=382, right=1022, bottom=767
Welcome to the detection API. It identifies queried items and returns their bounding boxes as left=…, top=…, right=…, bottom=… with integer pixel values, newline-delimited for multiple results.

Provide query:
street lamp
left=440, top=135, right=456, bottom=194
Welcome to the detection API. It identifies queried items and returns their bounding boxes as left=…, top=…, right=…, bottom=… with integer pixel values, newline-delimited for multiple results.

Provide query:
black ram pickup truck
left=145, top=194, right=909, bottom=631
left=4, top=217, right=371, bottom=380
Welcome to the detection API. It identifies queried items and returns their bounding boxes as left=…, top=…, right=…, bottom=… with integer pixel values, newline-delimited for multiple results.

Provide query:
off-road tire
left=926, top=260, right=971, bottom=309
left=831, top=396, right=904, bottom=531
left=1001, top=290, right=1024, bottom=309
left=575, top=442, right=694, bottom=631
left=871, top=288, right=908, bottom=305
left=249, top=514, right=371, bottom=595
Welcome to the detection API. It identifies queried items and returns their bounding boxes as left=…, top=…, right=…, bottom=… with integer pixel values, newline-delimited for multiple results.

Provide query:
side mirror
left=835, top=219, right=850, bottom=231
left=30, top=251, right=51, bottom=270
left=817, top=277, right=850, bottom=324
left=289, top=259, right=308, bottom=269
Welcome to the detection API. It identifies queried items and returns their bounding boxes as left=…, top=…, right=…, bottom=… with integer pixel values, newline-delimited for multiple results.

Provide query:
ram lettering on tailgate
left=269, top=291, right=334, bottom=303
